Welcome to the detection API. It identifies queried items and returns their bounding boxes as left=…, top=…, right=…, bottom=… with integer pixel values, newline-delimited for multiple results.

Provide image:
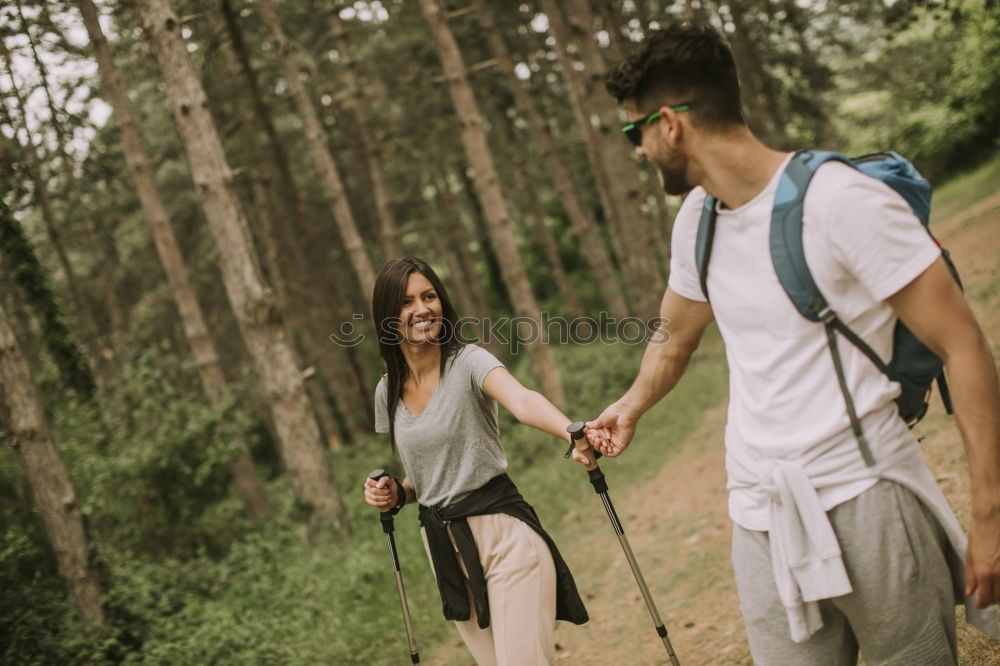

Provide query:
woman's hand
left=363, top=475, right=400, bottom=512
left=569, top=435, right=599, bottom=470
left=570, top=437, right=597, bottom=470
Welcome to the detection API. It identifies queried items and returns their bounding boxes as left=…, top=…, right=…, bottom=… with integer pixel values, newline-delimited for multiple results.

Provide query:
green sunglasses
left=621, top=104, right=692, bottom=146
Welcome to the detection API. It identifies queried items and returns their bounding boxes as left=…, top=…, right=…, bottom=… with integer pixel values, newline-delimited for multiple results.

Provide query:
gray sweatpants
left=732, top=479, right=957, bottom=665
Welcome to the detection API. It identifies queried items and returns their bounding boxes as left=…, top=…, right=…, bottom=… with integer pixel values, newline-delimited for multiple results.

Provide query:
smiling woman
left=363, top=256, right=594, bottom=665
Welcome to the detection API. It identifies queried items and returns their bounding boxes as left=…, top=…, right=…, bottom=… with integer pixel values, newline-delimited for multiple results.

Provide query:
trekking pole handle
left=563, top=421, right=602, bottom=460
left=368, top=469, right=396, bottom=533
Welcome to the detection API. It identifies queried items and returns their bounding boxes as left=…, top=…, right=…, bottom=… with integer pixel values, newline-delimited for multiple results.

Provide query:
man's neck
left=692, top=129, right=789, bottom=210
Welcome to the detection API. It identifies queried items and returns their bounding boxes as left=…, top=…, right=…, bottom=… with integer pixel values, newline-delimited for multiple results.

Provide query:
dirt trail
left=426, top=193, right=1000, bottom=665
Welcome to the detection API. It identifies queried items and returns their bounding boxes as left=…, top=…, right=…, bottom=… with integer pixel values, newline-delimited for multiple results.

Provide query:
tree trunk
left=138, top=0, right=348, bottom=539
left=207, top=2, right=359, bottom=443
left=420, top=191, right=505, bottom=359
left=436, top=180, right=492, bottom=319
left=328, top=8, right=402, bottom=262
left=0, top=300, right=104, bottom=624
left=254, top=0, right=376, bottom=297
left=472, top=0, right=629, bottom=319
left=0, top=40, right=104, bottom=385
left=597, top=0, right=630, bottom=59
left=17, top=0, right=128, bottom=365
left=540, top=0, right=665, bottom=319
left=242, top=174, right=344, bottom=450
left=77, top=0, right=271, bottom=520
left=216, top=0, right=373, bottom=433
left=417, top=0, right=564, bottom=405
left=780, top=0, right=838, bottom=148
left=635, top=0, right=653, bottom=32
left=219, top=0, right=308, bottom=237
left=598, top=7, right=674, bottom=273
left=0, top=267, right=43, bottom=377
left=558, top=0, right=666, bottom=318
left=727, top=2, right=781, bottom=142
left=424, top=202, right=476, bottom=317
left=453, top=166, right=513, bottom=314
left=506, top=148, right=585, bottom=319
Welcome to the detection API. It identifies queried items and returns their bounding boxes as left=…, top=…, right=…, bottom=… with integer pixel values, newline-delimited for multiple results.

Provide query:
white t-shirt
left=669, top=155, right=942, bottom=530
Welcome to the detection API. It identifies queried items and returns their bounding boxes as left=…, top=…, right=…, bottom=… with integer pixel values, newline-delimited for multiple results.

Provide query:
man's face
left=626, top=100, right=693, bottom=196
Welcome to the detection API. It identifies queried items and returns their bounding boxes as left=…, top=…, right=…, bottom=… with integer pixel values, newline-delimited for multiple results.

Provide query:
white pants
left=422, top=513, right=557, bottom=665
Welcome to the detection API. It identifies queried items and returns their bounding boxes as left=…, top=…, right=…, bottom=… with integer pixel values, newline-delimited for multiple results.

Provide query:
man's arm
left=886, top=256, right=1000, bottom=608
left=587, top=287, right=714, bottom=456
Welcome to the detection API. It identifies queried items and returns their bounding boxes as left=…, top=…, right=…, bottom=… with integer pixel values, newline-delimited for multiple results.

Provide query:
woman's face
left=397, top=272, right=444, bottom=345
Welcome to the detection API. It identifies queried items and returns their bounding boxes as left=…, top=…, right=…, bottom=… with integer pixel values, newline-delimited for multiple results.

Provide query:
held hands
left=966, top=514, right=1000, bottom=608
left=363, top=476, right=401, bottom=513
left=586, top=399, right=638, bottom=457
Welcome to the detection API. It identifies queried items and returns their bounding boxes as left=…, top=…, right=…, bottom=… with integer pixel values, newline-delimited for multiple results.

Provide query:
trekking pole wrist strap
left=391, top=476, right=406, bottom=514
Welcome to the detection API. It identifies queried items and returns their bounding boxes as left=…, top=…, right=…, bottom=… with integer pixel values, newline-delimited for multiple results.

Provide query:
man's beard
left=658, top=152, right=693, bottom=196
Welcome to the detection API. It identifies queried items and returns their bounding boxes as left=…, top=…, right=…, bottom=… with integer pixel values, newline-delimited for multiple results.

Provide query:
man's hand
left=966, top=513, right=1000, bottom=608
left=585, top=399, right=638, bottom=457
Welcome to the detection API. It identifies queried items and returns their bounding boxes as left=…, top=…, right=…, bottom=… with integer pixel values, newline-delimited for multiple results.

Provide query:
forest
left=2, top=0, right=999, bottom=663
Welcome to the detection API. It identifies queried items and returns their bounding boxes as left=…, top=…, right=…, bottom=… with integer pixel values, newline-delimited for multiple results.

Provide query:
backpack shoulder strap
left=770, top=150, right=856, bottom=321
left=772, top=150, right=883, bottom=467
left=695, top=195, right=718, bottom=301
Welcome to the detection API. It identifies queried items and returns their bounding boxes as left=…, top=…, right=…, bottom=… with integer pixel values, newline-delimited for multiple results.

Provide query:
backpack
left=694, top=150, right=960, bottom=467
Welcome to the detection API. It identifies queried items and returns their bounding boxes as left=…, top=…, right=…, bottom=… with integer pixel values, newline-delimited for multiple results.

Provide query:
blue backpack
left=695, top=150, right=959, bottom=466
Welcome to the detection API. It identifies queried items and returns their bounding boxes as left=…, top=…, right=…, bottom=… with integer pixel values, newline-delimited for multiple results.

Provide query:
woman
left=363, top=257, right=592, bottom=666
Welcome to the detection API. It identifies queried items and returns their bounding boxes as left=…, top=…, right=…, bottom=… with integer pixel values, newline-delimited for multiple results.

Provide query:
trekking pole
left=368, top=469, right=420, bottom=664
left=565, top=422, right=681, bottom=666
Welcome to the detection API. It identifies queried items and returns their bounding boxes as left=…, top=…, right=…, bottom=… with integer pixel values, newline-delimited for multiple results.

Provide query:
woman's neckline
left=400, top=369, right=442, bottom=416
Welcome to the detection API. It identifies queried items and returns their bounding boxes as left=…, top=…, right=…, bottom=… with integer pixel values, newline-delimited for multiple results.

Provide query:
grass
left=930, top=152, right=1000, bottom=223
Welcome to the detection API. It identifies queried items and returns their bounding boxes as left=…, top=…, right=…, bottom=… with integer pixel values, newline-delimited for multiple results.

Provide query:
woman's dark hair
left=372, top=257, right=463, bottom=448
left=605, top=23, right=745, bottom=130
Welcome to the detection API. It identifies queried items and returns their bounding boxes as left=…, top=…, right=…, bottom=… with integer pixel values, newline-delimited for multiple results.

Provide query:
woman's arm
left=482, top=367, right=595, bottom=469
left=483, top=367, right=572, bottom=441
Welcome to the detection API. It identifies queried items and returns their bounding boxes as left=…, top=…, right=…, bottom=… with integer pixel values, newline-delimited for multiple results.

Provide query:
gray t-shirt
left=374, top=344, right=506, bottom=507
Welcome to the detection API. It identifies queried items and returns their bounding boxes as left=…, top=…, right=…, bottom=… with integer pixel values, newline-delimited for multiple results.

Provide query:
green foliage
left=0, top=197, right=95, bottom=399
left=72, top=348, right=267, bottom=558
left=836, top=0, right=1000, bottom=182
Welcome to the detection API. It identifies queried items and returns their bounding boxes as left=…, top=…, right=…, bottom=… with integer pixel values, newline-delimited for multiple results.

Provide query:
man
left=587, top=22, right=1000, bottom=664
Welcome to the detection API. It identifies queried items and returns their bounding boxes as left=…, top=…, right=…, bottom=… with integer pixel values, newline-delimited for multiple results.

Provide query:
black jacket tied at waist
left=418, top=474, right=589, bottom=629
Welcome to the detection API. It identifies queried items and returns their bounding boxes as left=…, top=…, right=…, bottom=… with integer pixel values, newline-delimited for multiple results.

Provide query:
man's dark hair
left=606, top=23, right=745, bottom=130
